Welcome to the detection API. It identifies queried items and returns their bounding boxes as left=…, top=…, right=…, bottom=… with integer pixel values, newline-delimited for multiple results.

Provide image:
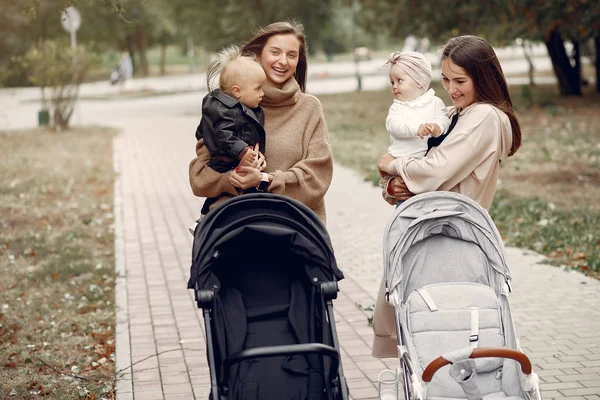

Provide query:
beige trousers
left=371, top=279, right=399, bottom=358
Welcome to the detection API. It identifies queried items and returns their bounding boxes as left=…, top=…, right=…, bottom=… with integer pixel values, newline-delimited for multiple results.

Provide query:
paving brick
left=346, top=378, right=377, bottom=390
left=576, top=368, right=600, bottom=374
left=348, top=386, right=379, bottom=399
left=542, top=382, right=584, bottom=390
left=541, top=390, right=563, bottom=398
left=560, top=388, right=600, bottom=396
left=542, top=376, right=561, bottom=384
left=162, top=383, right=193, bottom=396
left=558, top=374, right=600, bottom=382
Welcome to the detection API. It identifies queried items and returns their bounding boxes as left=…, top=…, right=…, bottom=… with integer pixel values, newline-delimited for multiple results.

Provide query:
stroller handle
left=222, top=343, right=340, bottom=386
left=422, top=347, right=532, bottom=383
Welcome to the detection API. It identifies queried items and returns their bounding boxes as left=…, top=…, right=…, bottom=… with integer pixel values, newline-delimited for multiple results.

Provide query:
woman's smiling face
left=441, top=58, right=476, bottom=109
left=259, top=34, right=300, bottom=88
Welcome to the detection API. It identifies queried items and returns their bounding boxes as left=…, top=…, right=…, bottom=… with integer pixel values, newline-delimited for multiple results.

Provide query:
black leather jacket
left=195, top=89, right=265, bottom=172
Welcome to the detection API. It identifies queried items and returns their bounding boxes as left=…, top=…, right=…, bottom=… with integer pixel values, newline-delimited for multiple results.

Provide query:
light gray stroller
left=381, top=192, right=541, bottom=400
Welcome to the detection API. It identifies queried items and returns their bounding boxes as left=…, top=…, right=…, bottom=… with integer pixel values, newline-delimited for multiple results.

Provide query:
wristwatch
left=256, top=172, right=270, bottom=192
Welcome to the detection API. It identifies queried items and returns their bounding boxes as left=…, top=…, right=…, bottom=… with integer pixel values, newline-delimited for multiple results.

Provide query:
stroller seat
left=217, top=258, right=313, bottom=399
left=404, top=282, right=508, bottom=399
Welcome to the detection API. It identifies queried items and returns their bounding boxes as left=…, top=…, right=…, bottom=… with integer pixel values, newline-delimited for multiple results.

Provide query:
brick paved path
left=110, top=104, right=600, bottom=400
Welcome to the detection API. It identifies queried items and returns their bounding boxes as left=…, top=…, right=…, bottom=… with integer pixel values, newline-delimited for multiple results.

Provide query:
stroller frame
left=382, top=192, right=542, bottom=400
left=189, top=193, right=349, bottom=400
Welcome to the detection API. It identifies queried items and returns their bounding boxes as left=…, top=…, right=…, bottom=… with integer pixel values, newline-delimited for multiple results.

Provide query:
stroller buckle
left=469, top=334, right=479, bottom=342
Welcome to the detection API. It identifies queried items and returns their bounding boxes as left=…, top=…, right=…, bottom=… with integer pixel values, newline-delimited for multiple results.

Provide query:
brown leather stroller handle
left=422, top=347, right=532, bottom=383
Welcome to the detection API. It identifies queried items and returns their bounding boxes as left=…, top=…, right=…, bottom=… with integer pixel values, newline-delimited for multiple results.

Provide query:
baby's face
left=389, top=64, right=426, bottom=102
left=238, top=65, right=266, bottom=109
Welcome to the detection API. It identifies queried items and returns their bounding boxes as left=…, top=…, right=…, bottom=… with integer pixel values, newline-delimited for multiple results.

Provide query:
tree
left=358, top=0, right=600, bottom=96
left=506, top=0, right=600, bottom=96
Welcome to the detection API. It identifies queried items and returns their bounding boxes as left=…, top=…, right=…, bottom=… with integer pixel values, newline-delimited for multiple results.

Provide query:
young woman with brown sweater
left=189, top=21, right=333, bottom=224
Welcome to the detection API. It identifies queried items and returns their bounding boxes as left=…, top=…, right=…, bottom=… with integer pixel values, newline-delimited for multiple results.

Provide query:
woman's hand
left=378, top=153, right=396, bottom=176
left=387, top=176, right=415, bottom=201
left=379, top=176, right=397, bottom=205
left=229, top=165, right=262, bottom=190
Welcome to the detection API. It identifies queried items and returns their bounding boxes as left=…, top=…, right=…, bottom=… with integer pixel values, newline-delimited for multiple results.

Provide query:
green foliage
left=20, top=40, right=89, bottom=130
left=359, top=0, right=514, bottom=45
left=169, top=0, right=337, bottom=52
left=359, top=0, right=600, bottom=45
left=490, top=189, right=600, bottom=274
left=358, top=0, right=600, bottom=95
left=507, top=0, right=600, bottom=42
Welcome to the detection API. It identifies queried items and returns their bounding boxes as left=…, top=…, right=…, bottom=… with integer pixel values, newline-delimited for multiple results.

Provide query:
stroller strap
left=416, top=288, right=438, bottom=312
left=470, top=308, right=480, bottom=349
left=448, top=359, right=483, bottom=400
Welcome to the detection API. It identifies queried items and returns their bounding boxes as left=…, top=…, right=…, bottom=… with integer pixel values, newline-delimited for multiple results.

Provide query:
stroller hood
left=383, top=192, right=511, bottom=303
left=188, top=193, right=344, bottom=291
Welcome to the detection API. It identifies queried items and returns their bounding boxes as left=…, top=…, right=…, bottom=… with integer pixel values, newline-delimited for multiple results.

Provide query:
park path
left=108, top=96, right=600, bottom=400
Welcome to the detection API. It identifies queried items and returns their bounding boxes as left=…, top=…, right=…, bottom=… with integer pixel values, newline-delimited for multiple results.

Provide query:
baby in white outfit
left=381, top=51, right=450, bottom=175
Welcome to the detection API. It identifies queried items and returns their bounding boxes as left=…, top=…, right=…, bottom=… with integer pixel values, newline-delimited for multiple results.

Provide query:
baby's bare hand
left=427, top=123, right=442, bottom=138
left=417, top=124, right=428, bottom=139
left=239, top=147, right=257, bottom=166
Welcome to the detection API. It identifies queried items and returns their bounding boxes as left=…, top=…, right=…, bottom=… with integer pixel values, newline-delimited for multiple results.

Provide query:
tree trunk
left=136, top=27, right=149, bottom=76
left=595, top=35, right=600, bottom=93
left=187, top=36, right=196, bottom=74
left=126, top=35, right=136, bottom=74
left=573, top=40, right=583, bottom=86
left=544, top=28, right=581, bottom=96
left=159, top=43, right=166, bottom=76
left=521, top=40, right=535, bottom=86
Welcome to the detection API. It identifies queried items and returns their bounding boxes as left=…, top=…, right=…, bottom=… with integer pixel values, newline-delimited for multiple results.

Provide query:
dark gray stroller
left=381, top=192, right=541, bottom=400
left=188, top=193, right=349, bottom=400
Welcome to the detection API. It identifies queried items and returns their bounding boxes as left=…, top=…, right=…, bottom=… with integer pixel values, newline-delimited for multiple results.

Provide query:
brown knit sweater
left=189, top=78, right=334, bottom=223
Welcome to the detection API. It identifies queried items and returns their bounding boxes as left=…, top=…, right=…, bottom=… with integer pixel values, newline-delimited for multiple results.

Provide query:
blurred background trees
left=358, top=0, right=600, bottom=96
left=1, top=0, right=598, bottom=96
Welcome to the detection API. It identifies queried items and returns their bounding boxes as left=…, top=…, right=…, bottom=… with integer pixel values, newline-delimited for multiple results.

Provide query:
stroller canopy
left=188, top=193, right=344, bottom=291
left=383, top=192, right=511, bottom=303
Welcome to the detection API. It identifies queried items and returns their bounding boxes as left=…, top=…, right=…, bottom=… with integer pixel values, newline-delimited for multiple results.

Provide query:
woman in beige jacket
left=373, top=35, right=522, bottom=358
left=189, top=21, right=333, bottom=224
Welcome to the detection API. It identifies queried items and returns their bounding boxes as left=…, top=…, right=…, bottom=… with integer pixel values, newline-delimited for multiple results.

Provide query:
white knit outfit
left=385, top=88, right=450, bottom=161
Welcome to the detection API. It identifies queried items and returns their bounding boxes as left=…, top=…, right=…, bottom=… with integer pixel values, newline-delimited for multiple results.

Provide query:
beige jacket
left=388, top=103, right=512, bottom=210
left=373, top=102, right=514, bottom=358
left=189, top=78, right=333, bottom=224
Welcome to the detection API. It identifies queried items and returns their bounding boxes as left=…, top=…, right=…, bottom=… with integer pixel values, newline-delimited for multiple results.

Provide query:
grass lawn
left=0, top=127, right=117, bottom=399
left=320, top=82, right=600, bottom=276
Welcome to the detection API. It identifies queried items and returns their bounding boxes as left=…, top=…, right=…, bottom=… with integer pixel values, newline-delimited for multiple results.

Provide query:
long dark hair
left=442, top=35, right=521, bottom=156
left=241, top=21, right=308, bottom=92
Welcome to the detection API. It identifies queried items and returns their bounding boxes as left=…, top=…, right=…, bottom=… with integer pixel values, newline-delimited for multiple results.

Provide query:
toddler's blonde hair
left=206, top=45, right=258, bottom=92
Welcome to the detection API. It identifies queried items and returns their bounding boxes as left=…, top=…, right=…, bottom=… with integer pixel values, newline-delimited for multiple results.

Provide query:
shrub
left=20, top=40, right=89, bottom=130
